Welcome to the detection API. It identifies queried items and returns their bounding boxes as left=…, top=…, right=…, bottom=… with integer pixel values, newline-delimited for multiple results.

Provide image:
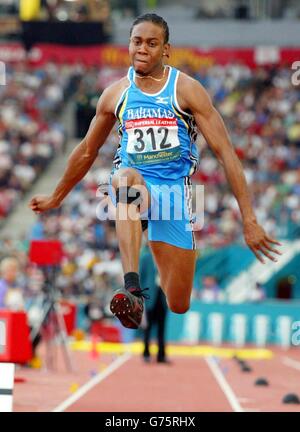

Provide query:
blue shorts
left=109, top=175, right=196, bottom=250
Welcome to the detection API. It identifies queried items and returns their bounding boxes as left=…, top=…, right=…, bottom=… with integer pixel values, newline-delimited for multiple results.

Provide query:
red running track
left=64, top=355, right=233, bottom=412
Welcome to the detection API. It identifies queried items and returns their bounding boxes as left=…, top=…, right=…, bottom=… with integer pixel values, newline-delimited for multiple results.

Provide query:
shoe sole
left=110, top=293, right=140, bottom=329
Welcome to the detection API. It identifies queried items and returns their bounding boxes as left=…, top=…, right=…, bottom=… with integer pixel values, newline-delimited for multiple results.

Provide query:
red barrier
left=0, top=310, right=32, bottom=364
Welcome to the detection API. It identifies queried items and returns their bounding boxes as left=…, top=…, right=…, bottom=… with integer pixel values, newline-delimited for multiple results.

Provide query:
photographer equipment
left=28, top=240, right=74, bottom=372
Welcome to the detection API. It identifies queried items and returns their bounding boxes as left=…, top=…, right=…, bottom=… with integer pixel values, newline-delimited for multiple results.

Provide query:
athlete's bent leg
left=111, top=167, right=150, bottom=273
left=149, top=241, right=197, bottom=314
left=110, top=168, right=151, bottom=329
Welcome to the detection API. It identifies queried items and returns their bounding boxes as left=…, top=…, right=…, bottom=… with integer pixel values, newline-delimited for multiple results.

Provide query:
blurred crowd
left=2, top=0, right=299, bottom=21
left=0, top=62, right=70, bottom=222
left=0, top=60, right=299, bottom=307
left=39, top=0, right=111, bottom=23
left=191, top=62, right=300, bottom=249
left=0, top=0, right=111, bottom=22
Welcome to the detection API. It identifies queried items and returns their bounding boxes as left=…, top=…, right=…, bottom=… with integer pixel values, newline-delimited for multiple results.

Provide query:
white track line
left=282, top=356, right=300, bottom=371
left=205, top=357, right=244, bottom=412
left=52, top=352, right=132, bottom=412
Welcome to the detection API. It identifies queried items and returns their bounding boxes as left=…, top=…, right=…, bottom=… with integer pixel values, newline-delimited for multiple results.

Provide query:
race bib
left=125, top=118, right=181, bottom=165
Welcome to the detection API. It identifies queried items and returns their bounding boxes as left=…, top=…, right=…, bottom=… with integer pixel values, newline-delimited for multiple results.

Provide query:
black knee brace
left=141, top=219, right=148, bottom=232
left=116, top=186, right=142, bottom=206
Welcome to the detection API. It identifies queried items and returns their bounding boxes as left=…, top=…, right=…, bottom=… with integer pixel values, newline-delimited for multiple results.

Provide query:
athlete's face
left=129, top=22, right=169, bottom=75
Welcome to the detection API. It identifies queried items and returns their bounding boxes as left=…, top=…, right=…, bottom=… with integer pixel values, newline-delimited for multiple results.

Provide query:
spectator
left=0, top=257, right=24, bottom=310
left=200, top=276, right=223, bottom=303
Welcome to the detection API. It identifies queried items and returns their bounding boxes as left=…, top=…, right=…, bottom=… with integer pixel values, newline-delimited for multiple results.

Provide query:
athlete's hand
left=243, top=220, right=282, bottom=264
left=29, top=195, right=60, bottom=214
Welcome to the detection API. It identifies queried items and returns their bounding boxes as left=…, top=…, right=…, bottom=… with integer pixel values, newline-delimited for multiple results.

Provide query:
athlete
left=29, top=14, right=282, bottom=329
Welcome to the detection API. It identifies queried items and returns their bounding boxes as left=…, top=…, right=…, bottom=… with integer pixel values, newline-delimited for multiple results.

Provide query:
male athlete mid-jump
left=29, top=14, right=281, bottom=329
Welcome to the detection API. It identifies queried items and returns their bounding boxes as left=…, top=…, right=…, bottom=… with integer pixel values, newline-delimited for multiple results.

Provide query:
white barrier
left=276, top=316, right=292, bottom=349
left=0, top=363, right=15, bottom=412
left=253, top=315, right=269, bottom=347
left=231, top=314, right=247, bottom=347
left=208, top=313, right=224, bottom=346
left=182, top=311, right=201, bottom=343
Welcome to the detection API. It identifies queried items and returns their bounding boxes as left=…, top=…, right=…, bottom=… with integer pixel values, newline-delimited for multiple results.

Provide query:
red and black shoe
left=110, top=287, right=149, bottom=329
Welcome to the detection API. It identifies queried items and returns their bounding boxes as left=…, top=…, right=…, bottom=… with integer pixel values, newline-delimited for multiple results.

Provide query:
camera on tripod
left=28, top=240, right=74, bottom=371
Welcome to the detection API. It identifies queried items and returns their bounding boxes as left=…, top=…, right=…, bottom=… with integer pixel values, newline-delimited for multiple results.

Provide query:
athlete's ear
left=163, top=43, right=170, bottom=59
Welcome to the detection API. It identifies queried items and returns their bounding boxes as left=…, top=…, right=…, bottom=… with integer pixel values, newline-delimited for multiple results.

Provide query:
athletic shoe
left=110, top=287, right=149, bottom=329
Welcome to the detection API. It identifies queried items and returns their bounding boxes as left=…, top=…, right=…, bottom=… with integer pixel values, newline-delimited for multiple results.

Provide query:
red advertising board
left=0, top=43, right=299, bottom=70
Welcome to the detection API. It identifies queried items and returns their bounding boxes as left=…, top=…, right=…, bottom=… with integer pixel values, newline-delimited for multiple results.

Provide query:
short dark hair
left=130, top=13, right=169, bottom=44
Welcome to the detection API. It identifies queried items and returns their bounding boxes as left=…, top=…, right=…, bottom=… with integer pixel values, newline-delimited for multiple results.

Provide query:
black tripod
left=29, top=240, right=74, bottom=372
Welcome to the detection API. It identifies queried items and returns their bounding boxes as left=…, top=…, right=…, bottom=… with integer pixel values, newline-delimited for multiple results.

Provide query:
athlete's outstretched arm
left=29, top=88, right=116, bottom=213
left=179, top=76, right=282, bottom=263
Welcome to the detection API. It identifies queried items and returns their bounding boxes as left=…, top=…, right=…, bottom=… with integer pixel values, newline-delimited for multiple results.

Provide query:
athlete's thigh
left=149, top=240, right=197, bottom=305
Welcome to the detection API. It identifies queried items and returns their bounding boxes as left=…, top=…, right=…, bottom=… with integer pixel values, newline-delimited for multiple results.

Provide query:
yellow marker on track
left=69, top=383, right=79, bottom=393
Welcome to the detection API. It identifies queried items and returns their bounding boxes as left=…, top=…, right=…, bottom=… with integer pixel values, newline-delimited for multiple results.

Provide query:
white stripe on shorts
left=184, top=176, right=196, bottom=250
